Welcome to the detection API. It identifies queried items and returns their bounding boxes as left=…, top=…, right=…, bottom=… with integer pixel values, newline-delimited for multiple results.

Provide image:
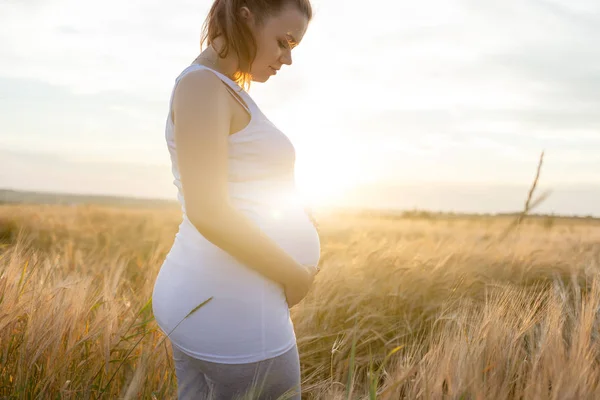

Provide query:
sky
left=1, top=0, right=599, bottom=216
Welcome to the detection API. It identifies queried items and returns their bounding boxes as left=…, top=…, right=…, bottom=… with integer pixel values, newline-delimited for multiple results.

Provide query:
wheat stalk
left=497, top=150, right=551, bottom=242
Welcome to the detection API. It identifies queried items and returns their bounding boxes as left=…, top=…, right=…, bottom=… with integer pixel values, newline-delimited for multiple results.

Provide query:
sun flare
left=294, top=158, right=360, bottom=209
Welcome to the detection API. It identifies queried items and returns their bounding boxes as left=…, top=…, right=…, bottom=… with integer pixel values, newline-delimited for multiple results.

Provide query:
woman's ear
left=239, top=6, right=255, bottom=25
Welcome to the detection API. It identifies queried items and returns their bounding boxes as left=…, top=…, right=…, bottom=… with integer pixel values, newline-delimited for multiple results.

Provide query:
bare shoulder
left=173, top=67, right=228, bottom=111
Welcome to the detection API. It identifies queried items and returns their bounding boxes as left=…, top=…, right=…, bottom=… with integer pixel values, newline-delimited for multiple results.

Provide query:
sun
left=295, top=175, right=347, bottom=208
left=293, top=157, right=360, bottom=209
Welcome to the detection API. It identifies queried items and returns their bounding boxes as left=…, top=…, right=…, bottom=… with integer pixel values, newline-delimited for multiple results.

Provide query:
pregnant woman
left=151, top=0, right=320, bottom=399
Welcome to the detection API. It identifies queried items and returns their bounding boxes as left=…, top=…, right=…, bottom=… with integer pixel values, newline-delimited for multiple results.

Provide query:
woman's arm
left=172, top=70, right=311, bottom=289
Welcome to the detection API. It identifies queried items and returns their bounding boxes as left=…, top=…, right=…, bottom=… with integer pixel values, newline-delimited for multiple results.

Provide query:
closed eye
left=286, top=34, right=298, bottom=49
left=279, top=36, right=298, bottom=50
left=278, top=39, right=289, bottom=49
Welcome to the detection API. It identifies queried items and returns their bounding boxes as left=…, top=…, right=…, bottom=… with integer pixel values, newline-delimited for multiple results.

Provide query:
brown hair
left=199, top=0, right=312, bottom=90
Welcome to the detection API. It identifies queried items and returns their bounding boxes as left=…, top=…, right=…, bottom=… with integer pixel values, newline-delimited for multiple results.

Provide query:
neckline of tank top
left=183, top=63, right=266, bottom=141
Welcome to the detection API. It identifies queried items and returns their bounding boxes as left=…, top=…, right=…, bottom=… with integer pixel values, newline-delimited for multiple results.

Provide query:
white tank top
left=152, top=64, right=321, bottom=364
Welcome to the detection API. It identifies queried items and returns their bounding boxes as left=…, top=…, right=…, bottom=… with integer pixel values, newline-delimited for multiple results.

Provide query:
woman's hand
left=284, top=265, right=318, bottom=308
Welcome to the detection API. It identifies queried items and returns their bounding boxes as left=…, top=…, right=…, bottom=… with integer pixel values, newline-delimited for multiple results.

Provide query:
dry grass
left=1, top=203, right=600, bottom=399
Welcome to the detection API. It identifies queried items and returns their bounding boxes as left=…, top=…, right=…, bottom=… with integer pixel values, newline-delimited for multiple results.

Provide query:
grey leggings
left=170, top=341, right=302, bottom=400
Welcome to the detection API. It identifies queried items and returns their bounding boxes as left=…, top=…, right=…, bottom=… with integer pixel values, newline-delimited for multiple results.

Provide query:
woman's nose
left=280, top=49, right=292, bottom=66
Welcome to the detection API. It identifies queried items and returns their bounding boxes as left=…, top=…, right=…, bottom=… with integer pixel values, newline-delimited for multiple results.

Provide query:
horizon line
left=2, top=186, right=599, bottom=219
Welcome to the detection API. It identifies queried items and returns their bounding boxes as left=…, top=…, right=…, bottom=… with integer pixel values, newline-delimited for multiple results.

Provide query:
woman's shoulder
left=176, top=66, right=225, bottom=93
left=173, top=66, right=230, bottom=107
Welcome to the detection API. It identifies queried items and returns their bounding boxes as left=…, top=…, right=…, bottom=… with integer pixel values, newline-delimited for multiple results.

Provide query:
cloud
left=465, top=0, right=600, bottom=106
left=328, top=0, right=600, bottom=168
left=0, top=0, right=209, bottom=95
left=0, top=149, right=175, bottom=199
left=0, top=77, right=170, bottom=164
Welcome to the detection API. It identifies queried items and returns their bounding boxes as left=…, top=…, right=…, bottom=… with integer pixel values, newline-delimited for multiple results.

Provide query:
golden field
left=1, top=203, right=600, bottom=399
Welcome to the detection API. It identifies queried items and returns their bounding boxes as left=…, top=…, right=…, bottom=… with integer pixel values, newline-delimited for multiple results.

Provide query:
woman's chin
left=251, top=72, right=272, bottom=83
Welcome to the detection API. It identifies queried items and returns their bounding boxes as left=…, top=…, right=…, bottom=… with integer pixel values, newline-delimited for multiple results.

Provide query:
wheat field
left=1, top=203, right=600, bottom=399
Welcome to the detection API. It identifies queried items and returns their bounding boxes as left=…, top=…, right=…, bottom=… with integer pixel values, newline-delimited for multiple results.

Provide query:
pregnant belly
left=165, top=203, right=320, bottom=292
left=242, top=205, right=321, bottom=268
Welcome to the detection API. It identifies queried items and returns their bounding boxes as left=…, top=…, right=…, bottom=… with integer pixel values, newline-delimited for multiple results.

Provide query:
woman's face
left=243, top=4, right=308, bottom=83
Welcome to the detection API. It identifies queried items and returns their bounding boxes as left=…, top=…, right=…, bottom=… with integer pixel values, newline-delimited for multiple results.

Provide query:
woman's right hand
left=284, top=266, right=318, bottom=308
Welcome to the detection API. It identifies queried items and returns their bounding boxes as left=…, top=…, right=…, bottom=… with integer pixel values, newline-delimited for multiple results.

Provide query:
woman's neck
left=194, top=38, right=239, bottom=80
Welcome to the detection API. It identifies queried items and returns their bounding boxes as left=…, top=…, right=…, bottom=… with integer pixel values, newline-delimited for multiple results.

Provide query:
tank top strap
left=175, top=63, right=257, bottom=115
